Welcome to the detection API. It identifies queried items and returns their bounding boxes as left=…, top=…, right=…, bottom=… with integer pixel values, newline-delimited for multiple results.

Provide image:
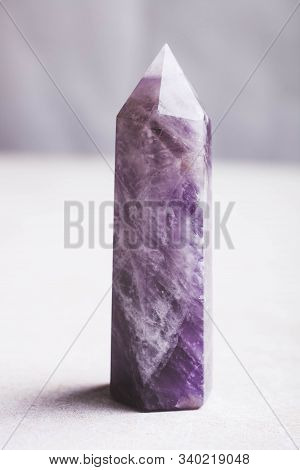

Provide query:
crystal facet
left=110, top=44, right=212, bottom=411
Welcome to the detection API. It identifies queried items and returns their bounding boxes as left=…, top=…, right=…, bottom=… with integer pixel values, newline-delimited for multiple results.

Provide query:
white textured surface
left=0, top=155, right=299, bottom=450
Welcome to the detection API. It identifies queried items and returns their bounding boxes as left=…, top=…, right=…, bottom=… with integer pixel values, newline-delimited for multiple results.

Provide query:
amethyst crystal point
left=111, top=44, right=212, bottom=411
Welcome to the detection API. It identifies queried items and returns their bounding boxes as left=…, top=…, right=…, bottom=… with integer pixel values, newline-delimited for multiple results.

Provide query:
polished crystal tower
left=111, top=44, right=211, bottom=411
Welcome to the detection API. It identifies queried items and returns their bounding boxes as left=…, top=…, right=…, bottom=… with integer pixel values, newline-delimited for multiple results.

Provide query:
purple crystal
left=110, top=44, right=212, bottom=411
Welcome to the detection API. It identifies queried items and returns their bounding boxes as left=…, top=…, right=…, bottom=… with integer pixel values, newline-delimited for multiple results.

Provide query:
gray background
left=0, top=0, right=299, bottom=162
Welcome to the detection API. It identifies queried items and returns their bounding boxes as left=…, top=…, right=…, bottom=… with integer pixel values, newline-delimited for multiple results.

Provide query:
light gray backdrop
left=0, top=0, right=299, bottom=162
